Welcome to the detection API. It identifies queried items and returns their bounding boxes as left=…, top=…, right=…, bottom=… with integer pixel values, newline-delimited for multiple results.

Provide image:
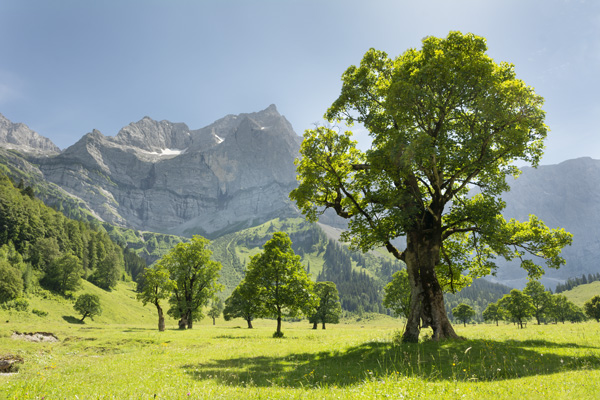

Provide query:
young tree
left=383, top=269, right=411, bottom=319
left=137, top=264, right=175, bottom=331
left=482, top=302, right=503, bottom=326
left=245, top=232, right=318, bottom=337
left=207, top=297, right=224, bottom=325
left=290, top=31, right=572, bottom=342
left=452, top=303, right=476, bottom=327
left=309, top=281, right=342, bottom=329
left=74, top=293, right=102, bottom=322
left=523, top=280, right=552, bottom=324
left=584, top=295, right=600, bottom=322
left=223, top=281, right=260, bottom=329
left=161, top=235, right=223, bottom=329
left=498, top=289, right=534, bottom=329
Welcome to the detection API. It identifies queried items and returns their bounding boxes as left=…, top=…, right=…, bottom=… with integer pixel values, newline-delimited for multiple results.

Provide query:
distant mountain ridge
left=495, top=157, right=600, bottom=288
left=0, top=110, right=599, bottom=288
left=1, top=105, right=302, bottom=238
left=0, top=113, right=60, bottom=154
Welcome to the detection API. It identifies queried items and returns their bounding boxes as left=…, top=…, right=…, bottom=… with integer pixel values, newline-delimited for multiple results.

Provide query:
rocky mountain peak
left=113, top=116, right=192, bottom=152
left=0, top=113, right=60, bottom=154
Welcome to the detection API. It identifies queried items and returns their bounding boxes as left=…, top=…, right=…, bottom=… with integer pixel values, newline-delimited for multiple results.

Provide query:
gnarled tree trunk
left=247, top=318, right=253, bottom=329
left=155, top=302, right=165, bottom=332
left=402, top=229, right=458, bottom=342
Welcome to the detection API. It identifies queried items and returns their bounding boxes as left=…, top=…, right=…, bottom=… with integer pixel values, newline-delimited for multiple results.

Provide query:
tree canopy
left=137, top=263, right=175, bottom=331
left=452, top=303, right=475, bottom=327
left=160, top=235, right=223, bottom=329
left=244, top=232, right=317, bottom=337
left=223, top=281, right=261, bottom=329
left=290, top=31, right=572, bottom=341
left=584, top=295, right=600, bottom=322
left=309, top=281, right=342, bottom=329
left=74, top=293, right=102, bottom=322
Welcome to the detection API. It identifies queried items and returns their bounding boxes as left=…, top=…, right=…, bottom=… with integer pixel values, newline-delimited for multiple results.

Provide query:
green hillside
left=2, top=280, right=162, bottom=328
left=562, top=281, right=600, bottom=307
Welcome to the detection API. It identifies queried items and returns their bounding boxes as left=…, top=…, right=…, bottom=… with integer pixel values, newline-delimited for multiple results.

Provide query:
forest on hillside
left=0, top=173, right=147, bottom=305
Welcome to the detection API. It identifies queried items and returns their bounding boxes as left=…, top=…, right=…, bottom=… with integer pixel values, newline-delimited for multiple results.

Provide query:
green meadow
left=2, top=283, right=600, bottom=399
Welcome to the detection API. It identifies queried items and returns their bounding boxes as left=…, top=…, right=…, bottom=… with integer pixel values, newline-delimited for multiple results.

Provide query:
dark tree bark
left=402, top=229, right=458, bottom=342
left=322, top=322, right=326, bottom=330
left=312, top=322, right=318, bottom=330
left=155, top=301, right=165, bottom=332
left=246, top=318, right=253, bottom=329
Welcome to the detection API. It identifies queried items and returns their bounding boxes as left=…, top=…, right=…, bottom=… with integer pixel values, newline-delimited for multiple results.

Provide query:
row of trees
left=481, top=281, right=592, bottom=328
left=138, top=232, right=343, bottom=336
left=555, top=273, right=600, bottom=294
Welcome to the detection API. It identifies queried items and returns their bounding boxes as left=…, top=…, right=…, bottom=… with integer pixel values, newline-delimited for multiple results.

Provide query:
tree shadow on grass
left=62, top=315, right=83, bottom=324
left=182, top=338, right=600, bottom=388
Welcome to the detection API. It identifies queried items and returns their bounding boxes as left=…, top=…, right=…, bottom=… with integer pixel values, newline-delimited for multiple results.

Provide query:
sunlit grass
left=2, top=313, right=600, bottom=399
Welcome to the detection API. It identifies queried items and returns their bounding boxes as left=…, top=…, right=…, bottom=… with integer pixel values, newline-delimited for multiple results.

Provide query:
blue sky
left=0, top=0, right=598, bottom=165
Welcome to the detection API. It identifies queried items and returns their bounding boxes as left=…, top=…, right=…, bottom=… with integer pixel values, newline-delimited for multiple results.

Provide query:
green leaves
left=382, top=269, right=411, bottom=319
left=244, top=232, right=317, bottom=331
left=74, top=293, right=102, bottom=322
left=160, top=235, right=223, bottom=327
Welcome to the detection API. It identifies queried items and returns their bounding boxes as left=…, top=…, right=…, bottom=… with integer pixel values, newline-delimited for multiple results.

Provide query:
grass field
left=2, top=302, right=600, bottom=399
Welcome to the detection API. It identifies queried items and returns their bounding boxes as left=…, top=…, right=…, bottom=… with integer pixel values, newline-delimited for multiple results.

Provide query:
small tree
left=161, top=235, right=223, bottom=329
left=245, top=232, right=318, bottom=337
left=309, top=281, right=342, bottom=329
left=482, top=302, right=503, bottom=326
left=223, top=281, right=260, bottom=329
left=137, top=264, right=175, bottom=331
left=498, top=289, right=534, bottom=329
left=584, top=295, right=600, bottom=322
left=382, top=269, right=411, bottom=319
left=207, top=297, right=224, bottom=325
left=523, top=280, right=552, bottom=324
left=74, top=293, right=102, bottom=322
left=452, top=303, right=476, bottom=327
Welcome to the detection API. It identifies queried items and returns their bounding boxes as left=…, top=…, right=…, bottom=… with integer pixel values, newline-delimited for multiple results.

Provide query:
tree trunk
left=463, top=321, right=466, bottom=327
left=402, top=230, right=459, bottom=343
left=277, top=316, right=282, bottom=335
left=178, top=316, right=187, bottom=330
left=322, top=322, right=326, bottom=329
left=212, top=317, right=216, bottom=325
left=155, top=302, right=165, bottom=332
left=186, top=311, right=193, bottom=329
left=247, top=318, right=253, bottom=329
left=312, top=322, right=318, bottom=330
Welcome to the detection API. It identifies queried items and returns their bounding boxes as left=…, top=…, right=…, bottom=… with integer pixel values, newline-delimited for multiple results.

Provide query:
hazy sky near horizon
left=0, top=0, right=598, bottom=165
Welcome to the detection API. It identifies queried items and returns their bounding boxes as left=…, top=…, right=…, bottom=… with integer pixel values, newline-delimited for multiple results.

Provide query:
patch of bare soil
left=11, top=331, right=59, bottom=342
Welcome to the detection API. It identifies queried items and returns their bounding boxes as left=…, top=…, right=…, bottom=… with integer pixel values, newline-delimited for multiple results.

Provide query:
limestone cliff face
left=0, top=113, right=60, bottom=154
left=494, top=157, right=600, bottom=287
left=34, top=105, right=301, bottom=237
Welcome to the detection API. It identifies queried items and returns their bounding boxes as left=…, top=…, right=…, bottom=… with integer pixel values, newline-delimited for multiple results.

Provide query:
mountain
left=0, top=110, right=598, bottom=290
left=24, top=105, right=302, bottom=238
left=0, top=113, right=60, bottom=154
left=494, top=157, right=600, bottom=288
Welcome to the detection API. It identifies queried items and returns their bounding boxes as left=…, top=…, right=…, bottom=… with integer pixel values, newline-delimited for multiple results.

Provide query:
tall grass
left=2, top=314, right=600, bottom=399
